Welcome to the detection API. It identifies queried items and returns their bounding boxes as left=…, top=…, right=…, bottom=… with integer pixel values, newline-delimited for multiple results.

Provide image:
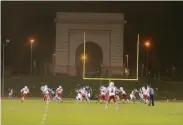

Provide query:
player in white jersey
left=56, top=86, right=63, bottom=102
left=105, top=82, right=118, bottom=110
left=99, top=86, right=107, bottom=104
left=8, top=88, right=13, bottom=98
left=130, top=89, right=139, bottom=103
left=145, top=85, right=150, bottom=103
left=142, top=86, right=147, bottom=103
left=81, top=87, right=90, bottom=102
left=139, top=88, right=144, bottom=103
left=76, top=88, right=83, bottom=102
left=20, top=86, right=29, bottom=102
left=85, top=85, right=92, bottom=103
left=81, top=87, right=86, bottom=101
left=41, top=86, right=45, bottom=92
left=142, top=86, right=150, bottom=103
left=119, top=87, right=130, bottom=103
left=42, top=85, right=50, bottom=104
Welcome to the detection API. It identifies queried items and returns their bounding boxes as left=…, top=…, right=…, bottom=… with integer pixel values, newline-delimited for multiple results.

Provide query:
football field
left=1, top=99, right=183, bottom=125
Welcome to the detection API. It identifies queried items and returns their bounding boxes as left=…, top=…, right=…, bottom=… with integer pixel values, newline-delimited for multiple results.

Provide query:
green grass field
left=2, top=99, right=183, bottom=125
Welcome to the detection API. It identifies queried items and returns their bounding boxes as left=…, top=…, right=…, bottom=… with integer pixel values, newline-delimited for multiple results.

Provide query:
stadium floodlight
left=2, top=38, right=12, bottom=96
left=30, top=38, right=35, bottom=76
left=144, top=40, right=150, bottom=48
left=82, top=32, right=140, bottom=81
left=30, top=39, right=34, bottom=43
left=144, top=40, right=151, bottom=76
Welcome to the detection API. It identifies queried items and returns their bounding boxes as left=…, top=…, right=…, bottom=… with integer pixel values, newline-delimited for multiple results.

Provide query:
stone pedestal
left=111, top=67, right=124, bottom=77
left=68, top=65, right=76, bottom=76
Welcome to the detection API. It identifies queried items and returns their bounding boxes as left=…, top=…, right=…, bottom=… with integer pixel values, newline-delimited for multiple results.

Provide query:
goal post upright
left=136, top=33, right=140, bottom=80
left=82, top=32, right=86, bottom=79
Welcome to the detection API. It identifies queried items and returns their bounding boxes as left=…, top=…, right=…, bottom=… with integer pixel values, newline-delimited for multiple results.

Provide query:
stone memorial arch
left=55, top=12, right=126, bottom=76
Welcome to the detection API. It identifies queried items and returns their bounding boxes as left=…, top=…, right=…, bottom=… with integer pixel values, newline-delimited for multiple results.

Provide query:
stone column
left=68, top=65, right=76, bottom=76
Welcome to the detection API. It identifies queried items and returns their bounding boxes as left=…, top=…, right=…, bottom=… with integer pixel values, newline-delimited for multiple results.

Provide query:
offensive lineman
left=42, top=85, right=50, bottom=104
left=81, top=87, right=90, bottom=102
left=130, top=89, right=139, bottom=103
left=139, top=88, right=144, bottom=103
left=56, top=86, right=63, bottom=102
left=20, top=86, right=29, bottom=102
left=75, top=88, right=82, bottom=102
left=99, top=85, right=107, bottom=104
left=85, top=85, right=92, bottom=103
left=119, top=87, right=130, bottom=103
left=105, top=82, right=118, bottom=110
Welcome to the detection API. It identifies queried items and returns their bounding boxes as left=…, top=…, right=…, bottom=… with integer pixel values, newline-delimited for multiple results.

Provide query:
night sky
left=2, top=1, right=183, bottom=75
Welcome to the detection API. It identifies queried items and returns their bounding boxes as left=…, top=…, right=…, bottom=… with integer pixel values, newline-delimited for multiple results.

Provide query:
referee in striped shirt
left=148, top=85, right=155, bottom=106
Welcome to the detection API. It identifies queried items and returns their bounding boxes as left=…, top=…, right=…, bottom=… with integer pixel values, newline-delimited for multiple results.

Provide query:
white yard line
left=40, top=102, right=49, bottom=125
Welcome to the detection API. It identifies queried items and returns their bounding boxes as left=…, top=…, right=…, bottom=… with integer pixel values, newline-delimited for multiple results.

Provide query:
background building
left=55, top=12, right=126, bottom=77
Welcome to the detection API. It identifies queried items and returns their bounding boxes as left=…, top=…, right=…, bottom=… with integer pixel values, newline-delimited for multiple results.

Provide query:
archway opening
left=75, top=42, right=103, bottom=77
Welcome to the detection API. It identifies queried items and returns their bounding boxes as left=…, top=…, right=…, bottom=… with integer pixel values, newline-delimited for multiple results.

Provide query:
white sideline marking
left=40, top=102, right=49, bottom=124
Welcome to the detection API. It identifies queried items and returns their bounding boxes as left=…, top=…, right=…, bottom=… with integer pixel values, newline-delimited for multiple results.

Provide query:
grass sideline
left=1, top=98, right=183, bottom=125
